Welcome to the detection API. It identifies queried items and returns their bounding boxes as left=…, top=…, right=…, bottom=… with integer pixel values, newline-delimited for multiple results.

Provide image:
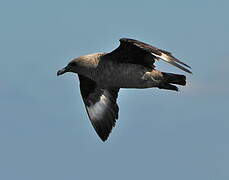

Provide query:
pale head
left=57, top=53, right=104, bottom=76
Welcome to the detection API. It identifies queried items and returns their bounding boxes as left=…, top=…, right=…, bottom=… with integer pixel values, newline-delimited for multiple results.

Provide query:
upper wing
left=78, top=75, right=119, bottom=141
left=105, top=38, right=192, bottom=73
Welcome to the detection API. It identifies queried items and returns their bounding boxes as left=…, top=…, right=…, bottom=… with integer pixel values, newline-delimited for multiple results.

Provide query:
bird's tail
left=158, top=72, right=186, bottom=91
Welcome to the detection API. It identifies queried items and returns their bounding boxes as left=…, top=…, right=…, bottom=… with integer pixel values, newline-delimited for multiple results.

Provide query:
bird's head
left=57, top=53, right=101, bottom=76
left=57, top=58, right=80, bottom=76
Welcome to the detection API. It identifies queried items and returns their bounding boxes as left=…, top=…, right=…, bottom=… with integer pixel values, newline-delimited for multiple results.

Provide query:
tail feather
left=162, top=72, right=186, bottom=86
left=158, top=72, right=186, bottom=91
left=158, top=83, right=179, bottom=91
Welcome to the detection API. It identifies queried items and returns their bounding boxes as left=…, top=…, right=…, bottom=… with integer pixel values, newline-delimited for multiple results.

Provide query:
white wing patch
left=86, top=95, right=107, bottom=121
left=152, top=52, right=170, bottom=62
left=151, top=52, right=192, bottom=74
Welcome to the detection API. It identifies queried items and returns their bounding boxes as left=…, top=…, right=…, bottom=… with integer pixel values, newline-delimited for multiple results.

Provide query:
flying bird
left=57, top=38, right=192, bottom=141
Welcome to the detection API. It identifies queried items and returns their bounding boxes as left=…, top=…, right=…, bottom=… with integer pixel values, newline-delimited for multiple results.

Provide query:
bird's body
left=57, top=38, right=192, bottom=141
left=94, top=62, right=155, bottom=88
left=71, top=53, right=183, bottom=89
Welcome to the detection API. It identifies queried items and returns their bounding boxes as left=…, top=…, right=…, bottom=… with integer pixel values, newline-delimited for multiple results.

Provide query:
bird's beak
left=57, top=66, right=69, bottom=76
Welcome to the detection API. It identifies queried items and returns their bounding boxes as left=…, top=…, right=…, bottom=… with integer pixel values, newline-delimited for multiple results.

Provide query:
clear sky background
left=0, top=0, right=228, bottom=179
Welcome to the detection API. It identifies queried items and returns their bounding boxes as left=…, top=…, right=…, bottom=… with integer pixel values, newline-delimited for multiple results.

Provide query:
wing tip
left=100, top=135, right=109, bottom=142
left=93, top=121, right=114, bottom=142
left=156, top=53, right=192, bottom=74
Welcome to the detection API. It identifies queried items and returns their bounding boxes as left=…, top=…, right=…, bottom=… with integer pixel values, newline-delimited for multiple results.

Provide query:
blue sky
left=0, top=0, right=229, bottom=179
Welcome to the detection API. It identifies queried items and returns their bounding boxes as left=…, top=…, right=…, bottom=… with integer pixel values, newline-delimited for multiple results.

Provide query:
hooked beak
left=57, top=66, right=69, bottom=76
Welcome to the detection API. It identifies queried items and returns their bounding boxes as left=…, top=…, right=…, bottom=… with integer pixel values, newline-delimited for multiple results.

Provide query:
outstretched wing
left=105, top=38, right=192, bottom=73
left=78, top=75, right=119, bottom=141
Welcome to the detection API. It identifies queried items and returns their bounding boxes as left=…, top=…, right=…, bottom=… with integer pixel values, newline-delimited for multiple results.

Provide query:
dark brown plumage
left=78, top=75, right=119, bottom=141
left=57, top=38, right=192, bottom=141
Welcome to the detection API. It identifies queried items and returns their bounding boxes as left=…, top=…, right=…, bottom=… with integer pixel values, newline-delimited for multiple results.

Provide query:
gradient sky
left=0, top=0, right=229, bottom=179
